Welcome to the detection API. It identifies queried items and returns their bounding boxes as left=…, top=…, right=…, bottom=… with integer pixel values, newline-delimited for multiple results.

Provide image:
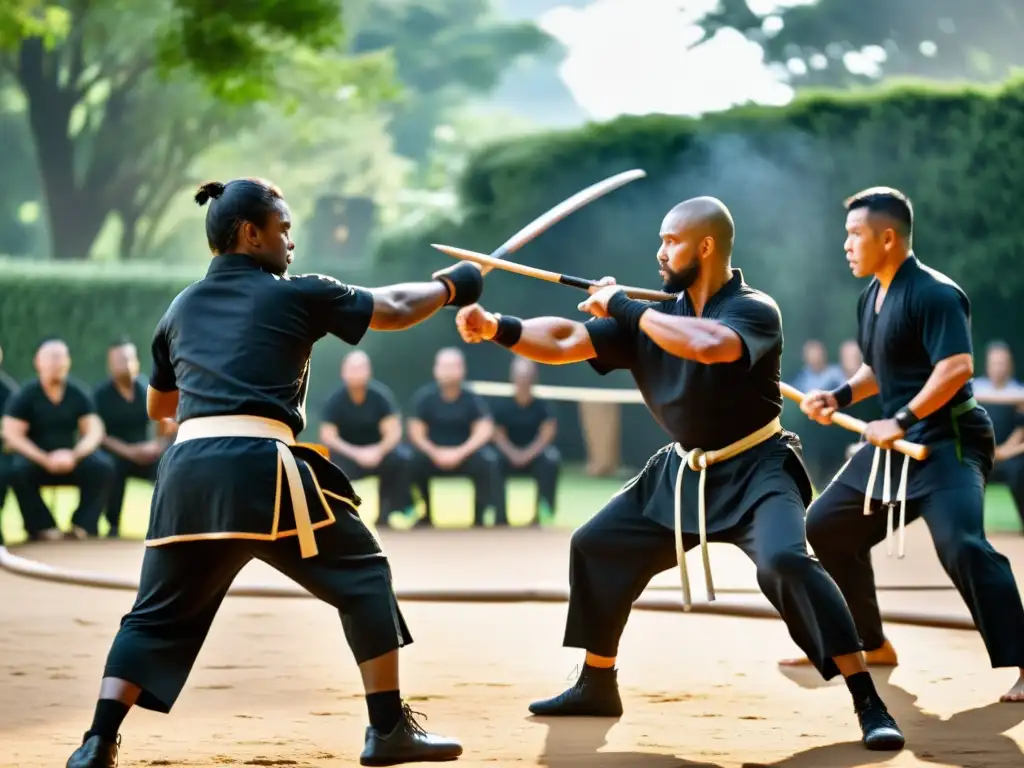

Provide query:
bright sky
left=538, top=0, right=815, bottom=120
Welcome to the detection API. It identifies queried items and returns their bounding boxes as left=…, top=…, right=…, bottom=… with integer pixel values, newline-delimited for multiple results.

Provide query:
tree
left=700, top=0, right=1024, bottom=88
left=349, top=0, right=554, bottom=164
left=0, top=0, right=391, bottom=260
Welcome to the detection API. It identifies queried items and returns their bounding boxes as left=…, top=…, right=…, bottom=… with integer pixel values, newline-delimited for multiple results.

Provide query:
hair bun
left=194, top=181, right=226, bottom=206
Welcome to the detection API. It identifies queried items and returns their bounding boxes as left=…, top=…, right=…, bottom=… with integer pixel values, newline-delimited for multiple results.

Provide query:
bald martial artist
left=455, top=196, right=905, bottom=750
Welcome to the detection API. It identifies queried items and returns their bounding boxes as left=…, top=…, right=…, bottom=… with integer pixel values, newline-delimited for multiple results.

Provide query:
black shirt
left=2, top=378, right=96, bottom=452
left=322, top=381, right=400, bottom=446
left=494, top=396, right=554, bottom=448
left=0, top=370, right=17, bottom=452
left=583, top=269, right=810, bottom=533
left=973, top=379, right=1024, bottom=446
left=410, top=383, right=490, bottom=447
left=150, top=253, right=375, bottom=437
left=986, top=403, right=1024, bottom=447
left=94, top=377, right=150, bottom=444
left=836, top=255, right=995, bottom=498
left=586, top=269, right=783, bottom=450
left=855, top=254, right=982, bottom=443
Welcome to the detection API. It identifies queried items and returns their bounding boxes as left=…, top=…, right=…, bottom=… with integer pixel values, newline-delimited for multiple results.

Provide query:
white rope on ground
left=0, top=545, right=975, bottom=631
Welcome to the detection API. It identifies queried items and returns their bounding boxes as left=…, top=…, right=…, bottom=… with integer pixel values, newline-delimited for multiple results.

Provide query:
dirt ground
left=3, top=526, right=1024, bottom=768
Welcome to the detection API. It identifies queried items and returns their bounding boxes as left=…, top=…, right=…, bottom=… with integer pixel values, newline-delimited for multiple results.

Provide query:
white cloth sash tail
left=174, top=414, right=319, bottom=559
left=861, top=446, right=910, bottom=558
left=672, top=417, right=783, bottom=612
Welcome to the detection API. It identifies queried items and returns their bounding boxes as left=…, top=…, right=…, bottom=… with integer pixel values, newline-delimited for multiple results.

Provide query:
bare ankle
left=584, top=652, right=616, bottom=669
left=358, top=649, right=400, bottom=694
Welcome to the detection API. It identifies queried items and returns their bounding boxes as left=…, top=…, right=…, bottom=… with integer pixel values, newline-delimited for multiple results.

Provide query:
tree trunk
left=18, top=38, right=109, bottom=260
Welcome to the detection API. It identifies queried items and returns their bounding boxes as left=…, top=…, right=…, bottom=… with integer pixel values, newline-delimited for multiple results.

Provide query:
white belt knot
left=862, top=446, right=911, bottom=559
left=671, top=417, right=783, bottom=612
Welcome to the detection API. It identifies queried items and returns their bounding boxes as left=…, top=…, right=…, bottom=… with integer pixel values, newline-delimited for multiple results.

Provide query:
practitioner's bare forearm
left=503, top=318, right=597, bottom=365
left=638, top=312, right=742, bottom=364
left=904, top=353, right=974, bottom=420
left=367, top=283, right=450, bottom=331
left=845, top=364, right=880, bottom=406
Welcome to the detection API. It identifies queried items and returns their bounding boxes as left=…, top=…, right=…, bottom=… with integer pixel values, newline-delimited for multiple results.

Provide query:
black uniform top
left=2, top=377, right=96, bottom=453
left=410, top=383, right=490, bottom=447
left=145, top=253, right=376, bottom=542
left=321, top=380, right=400, bottom=446
left=493, top=396, right=554, bottom=448
left=0, top=370, right=18, bottom=454
left=151, top=253, right=375, bottom=435
left=94, top=377, right=150, bottom=444
left=835, top=254, right=996, bottom=499
left=585, top=269, right=811, bottom=533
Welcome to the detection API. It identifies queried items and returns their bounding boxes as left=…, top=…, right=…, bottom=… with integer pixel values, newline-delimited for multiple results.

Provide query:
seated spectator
left=319, top=350, right=414, bottom=528
left=492, top=358, right=561, bottom=526
left=1, top=338, right=113, bottom=540
left=0, top=343, right=19, bottom=546
left=974, top=341, right=1024, bottom=529
left=94, top=339, right=171, bottom=538
left=407, top=347, right=504, bottom=528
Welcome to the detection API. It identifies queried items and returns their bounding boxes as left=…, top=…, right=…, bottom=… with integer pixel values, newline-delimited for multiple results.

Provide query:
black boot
left=855, top=697, right=905, bottom=751
left=66, top=733, right=119, bottom=767
left=528, top=665, right=624, bottom=717
left=359, top=703, right=462, bottom=766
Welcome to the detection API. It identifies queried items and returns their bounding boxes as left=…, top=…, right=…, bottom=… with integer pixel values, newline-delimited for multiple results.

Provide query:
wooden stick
left=481, top=169, right=646, bottom=275
left=432, top=243, right=675, bottom=302
left=780, top=382, right=929, bottom=461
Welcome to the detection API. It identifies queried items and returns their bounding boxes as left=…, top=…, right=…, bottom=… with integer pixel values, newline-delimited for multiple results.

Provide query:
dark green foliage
left=0, top=264, right=196, bottom=385
left=702, top=0, right=1024, bottom=88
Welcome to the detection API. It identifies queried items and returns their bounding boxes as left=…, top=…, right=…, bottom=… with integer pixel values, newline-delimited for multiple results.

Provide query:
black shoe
left=359, top=703, right=462, bottom=766
left=67, top=732, right=120, bottom=767
left=528, top=666, right=624, bottom=717
left=856, top=698, right=905, bottom=751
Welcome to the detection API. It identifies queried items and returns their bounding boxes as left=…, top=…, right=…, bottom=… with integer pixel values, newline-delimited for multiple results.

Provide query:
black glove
left=433, top=261, right=484, bottom=307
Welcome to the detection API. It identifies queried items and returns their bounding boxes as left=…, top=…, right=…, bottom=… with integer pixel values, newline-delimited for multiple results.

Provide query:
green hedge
left=0, top=261, right=198, bottom=384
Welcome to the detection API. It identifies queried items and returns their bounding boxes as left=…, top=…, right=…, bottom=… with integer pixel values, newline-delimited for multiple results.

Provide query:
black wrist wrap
left=434, top=261, right=484, bottom=307
left=492, top=314, right=523, bottom=348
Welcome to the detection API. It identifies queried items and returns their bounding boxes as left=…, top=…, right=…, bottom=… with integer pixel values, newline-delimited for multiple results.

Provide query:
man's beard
left=661, top=261, right=700, bottom=294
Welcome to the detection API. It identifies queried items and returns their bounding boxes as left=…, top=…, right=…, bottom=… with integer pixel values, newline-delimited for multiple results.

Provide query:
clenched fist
left=800, top=390, right=838, bottom=425
left=456, top=304, right=498, bottom=344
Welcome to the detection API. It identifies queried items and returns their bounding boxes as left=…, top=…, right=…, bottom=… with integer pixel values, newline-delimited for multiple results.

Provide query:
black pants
left=7, top=452, right=115, bottom=537
left=498, top=446, right=561, bottom=523
left=333, top=445, right=415, bottom=526
left=411, top=446, right=505, bottom=526
left=103, top=523, right=410, bottom=714
left=807, top=480, right=1024, bottom=667
left=564, top=486, right=862, bottom=680
left=990, top=454, right=1024, bottom=529
left=103, top=454, right=160, bottom=537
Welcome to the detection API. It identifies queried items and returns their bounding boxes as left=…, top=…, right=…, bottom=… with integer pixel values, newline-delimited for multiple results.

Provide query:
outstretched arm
left=308, top=262, right=484, bottom=342
left=456, top=306, right=598, bottom=365
left=366, top=282, right=450, bottom=331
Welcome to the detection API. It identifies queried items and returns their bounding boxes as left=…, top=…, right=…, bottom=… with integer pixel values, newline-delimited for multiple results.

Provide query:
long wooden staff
left=431, top=243, right=674, bottom=302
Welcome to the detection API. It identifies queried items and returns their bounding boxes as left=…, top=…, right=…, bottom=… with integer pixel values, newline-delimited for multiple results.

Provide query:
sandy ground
left=3, top=526, right=1024, bottom=768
